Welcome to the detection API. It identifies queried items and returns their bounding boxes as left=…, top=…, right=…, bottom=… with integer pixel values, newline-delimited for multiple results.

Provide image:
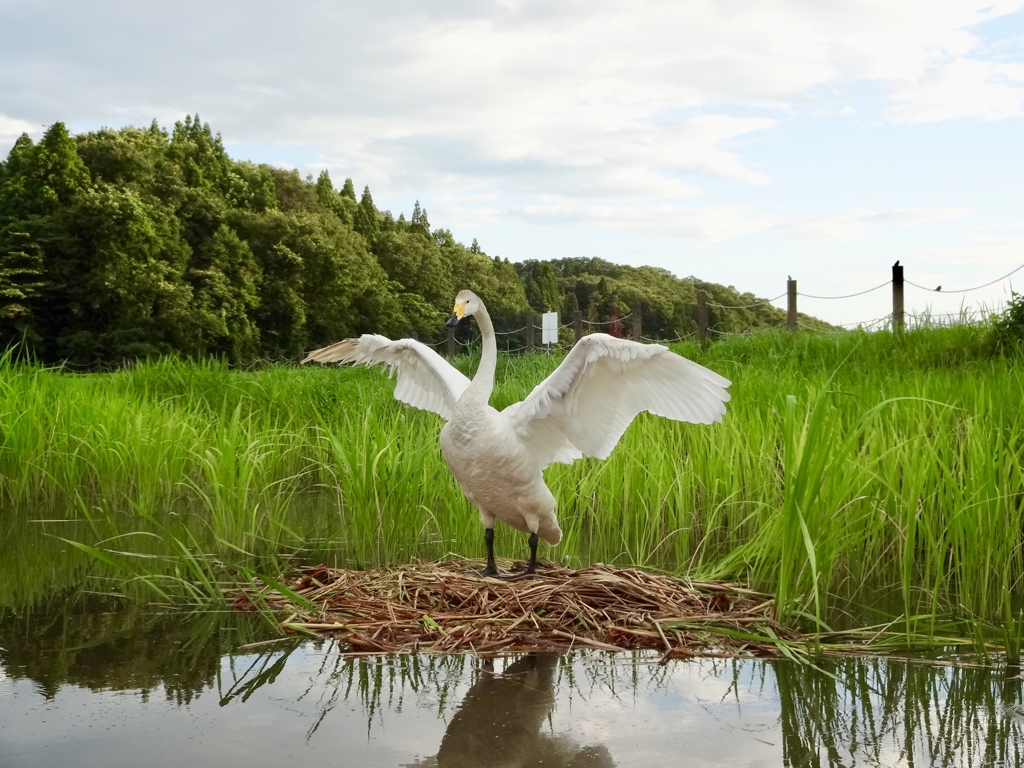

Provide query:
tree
left=270, top=168, right=318, bottom=213
left=561, top=290, right=579, bottom=325
left=76, top=126, right=167, bottom=192
left=374, top=229, right=452, bottom=336
left=2, top=123, right=90, bottom=219
left=409, top=200, right=430, bottom=238
left=340, top=177, right=356, bottom=201
left=0, top=136, right=46, bottom=346
left=0, top=124, right=93, bottom=358
left=168, top=114, right=230, bottom=192
left=36, top=183, right=193, bottom=362
left=188, top=224, right=261, bottom=360
left=522, top=260, right=561, bottom=314
left=229, top=210, right=307, bottom=357
left=225, top=162, right=277, bottom=214
left=0, top=229, right=44, bottom=345
left=315, top=170, right=351, bottom=224
left=0, top=134, right=37, bottom=216
left=291, top=211, right=399, bottom=344
left=352, top=185, right=380, bottom=244
left=0, top=133, right=35, bottom=179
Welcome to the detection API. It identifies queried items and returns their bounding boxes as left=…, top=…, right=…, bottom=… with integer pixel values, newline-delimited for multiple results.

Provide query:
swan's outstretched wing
left=503, top=333, right=731, bottom=468
left=302, top=334, right=470, bottom=420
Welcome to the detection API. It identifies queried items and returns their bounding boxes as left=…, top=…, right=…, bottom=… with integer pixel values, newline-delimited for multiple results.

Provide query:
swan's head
left=446, top=290, right=482, bottom=328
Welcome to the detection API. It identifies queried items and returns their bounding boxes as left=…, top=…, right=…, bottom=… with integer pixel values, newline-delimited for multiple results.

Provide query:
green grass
left=1, top=326, right=1021, bottom=653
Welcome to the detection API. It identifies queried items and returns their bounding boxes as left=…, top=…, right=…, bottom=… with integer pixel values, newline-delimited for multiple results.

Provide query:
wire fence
left=444, top=260, right=1021, bottom=353
left=700, top=261, right=1020, bottom=341
left=33, top=260, right=1023, bottom=370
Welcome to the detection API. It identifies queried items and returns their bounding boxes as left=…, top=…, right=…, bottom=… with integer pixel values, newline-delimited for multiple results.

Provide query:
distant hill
left=516, top=257, right=836, bottom=339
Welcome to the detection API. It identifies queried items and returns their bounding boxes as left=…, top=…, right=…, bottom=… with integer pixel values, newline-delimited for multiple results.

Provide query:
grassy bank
left=1, top=326, right=1021, bottom=647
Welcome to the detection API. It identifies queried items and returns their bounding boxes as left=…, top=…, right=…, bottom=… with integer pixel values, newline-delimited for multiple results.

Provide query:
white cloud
left=916, top=231, right=1024, bottom=266
left=887, top=58, right=1024, bottom=122
left=3, top=2, right=1022, bottom=200
left=516, top=200, right=776, bottom=241
left=0, top=113, right=38, bottom=146
left=780, top=208, right=972, bottom=242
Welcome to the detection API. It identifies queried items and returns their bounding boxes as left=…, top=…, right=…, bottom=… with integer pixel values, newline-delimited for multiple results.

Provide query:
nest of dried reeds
left=232, top=559, right=793, bottom=660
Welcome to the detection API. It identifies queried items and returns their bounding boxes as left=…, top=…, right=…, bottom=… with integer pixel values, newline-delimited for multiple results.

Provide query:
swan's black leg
left=526, top=532, right=539, bottom=575
left=482, top=527, right=499, bottom=576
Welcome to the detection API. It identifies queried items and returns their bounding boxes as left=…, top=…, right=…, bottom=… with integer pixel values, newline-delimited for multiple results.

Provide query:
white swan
left=302, top=289, right=731, bottom=577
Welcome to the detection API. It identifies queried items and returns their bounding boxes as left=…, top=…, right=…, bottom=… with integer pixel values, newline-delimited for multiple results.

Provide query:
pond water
left=2, top=610, right=1023, bottom=767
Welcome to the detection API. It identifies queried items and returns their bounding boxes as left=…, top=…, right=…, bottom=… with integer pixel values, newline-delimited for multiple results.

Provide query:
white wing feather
left=302, top=334, right=470, bottom=421
left=503, top=333, right=731, bottom=468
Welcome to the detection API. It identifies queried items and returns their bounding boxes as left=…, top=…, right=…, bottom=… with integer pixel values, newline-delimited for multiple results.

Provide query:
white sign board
left=541, top=312, right=559, bottom=345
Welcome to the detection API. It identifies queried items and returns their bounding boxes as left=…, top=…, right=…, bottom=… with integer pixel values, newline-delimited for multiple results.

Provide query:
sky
left=1, top=0, right=1023, bottom=328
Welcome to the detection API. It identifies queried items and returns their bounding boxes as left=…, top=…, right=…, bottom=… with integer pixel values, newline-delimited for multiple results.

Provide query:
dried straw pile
left=233, top=559, right=791, bottom=659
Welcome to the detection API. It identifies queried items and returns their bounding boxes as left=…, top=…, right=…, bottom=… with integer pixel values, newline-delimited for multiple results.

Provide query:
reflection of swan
left=430, top=655, right=614, bottom=768
left=438, top=655, right=557, bottom=768
left=303, top=290, right=731, bottom=576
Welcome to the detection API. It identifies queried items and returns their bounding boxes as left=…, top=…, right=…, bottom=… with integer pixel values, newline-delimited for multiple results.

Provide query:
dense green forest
left=0, top=117, right=811, bottom=365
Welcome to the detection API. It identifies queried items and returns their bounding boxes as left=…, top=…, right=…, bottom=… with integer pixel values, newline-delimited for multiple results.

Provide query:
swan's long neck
left=468, top=302, right=497, bottom=401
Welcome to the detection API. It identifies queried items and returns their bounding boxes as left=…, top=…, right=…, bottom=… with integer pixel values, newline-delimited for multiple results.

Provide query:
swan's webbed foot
left=497, top=533, right=540, bottom=580
left=477, top=528, right=542, bottom=580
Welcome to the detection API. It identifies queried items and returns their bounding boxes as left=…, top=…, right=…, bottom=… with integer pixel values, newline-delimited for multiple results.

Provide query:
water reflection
left=426, top=654, right=613, bottom=768
left=2, top=609, right=1024, bottom=767
left=775, top=657, right=1024, bottom=767
left=0, top=601, right=260, bottom=702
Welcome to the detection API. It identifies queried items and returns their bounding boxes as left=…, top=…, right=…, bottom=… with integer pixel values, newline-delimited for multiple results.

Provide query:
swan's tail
left=539, top=516, right=562, bottom=547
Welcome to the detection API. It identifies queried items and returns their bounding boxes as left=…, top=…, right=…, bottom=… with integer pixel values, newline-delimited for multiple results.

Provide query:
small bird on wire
left=303, top=290, right=731, bottom=577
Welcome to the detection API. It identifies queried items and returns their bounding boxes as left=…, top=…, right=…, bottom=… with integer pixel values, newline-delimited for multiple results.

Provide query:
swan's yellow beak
left=446, top=301, right=467, bottom=328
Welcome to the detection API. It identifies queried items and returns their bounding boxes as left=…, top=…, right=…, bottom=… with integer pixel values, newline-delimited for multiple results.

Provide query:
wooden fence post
left=631, top=302, right=642, bottom=341
left=573, top=310, right=583, bottom=345
left=787, top=278, right=797, bottom=331
left=697, top=291, right=708, bottom=346
left=447, top=327, right=456, bottom=357
left=526, top=317, right=535, bottom=353
left=892, top=261, right=904, bottom=331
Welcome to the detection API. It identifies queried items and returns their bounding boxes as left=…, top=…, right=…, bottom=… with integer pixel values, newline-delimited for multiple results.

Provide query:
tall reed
left=1, top=326, right=1021, bottom=641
